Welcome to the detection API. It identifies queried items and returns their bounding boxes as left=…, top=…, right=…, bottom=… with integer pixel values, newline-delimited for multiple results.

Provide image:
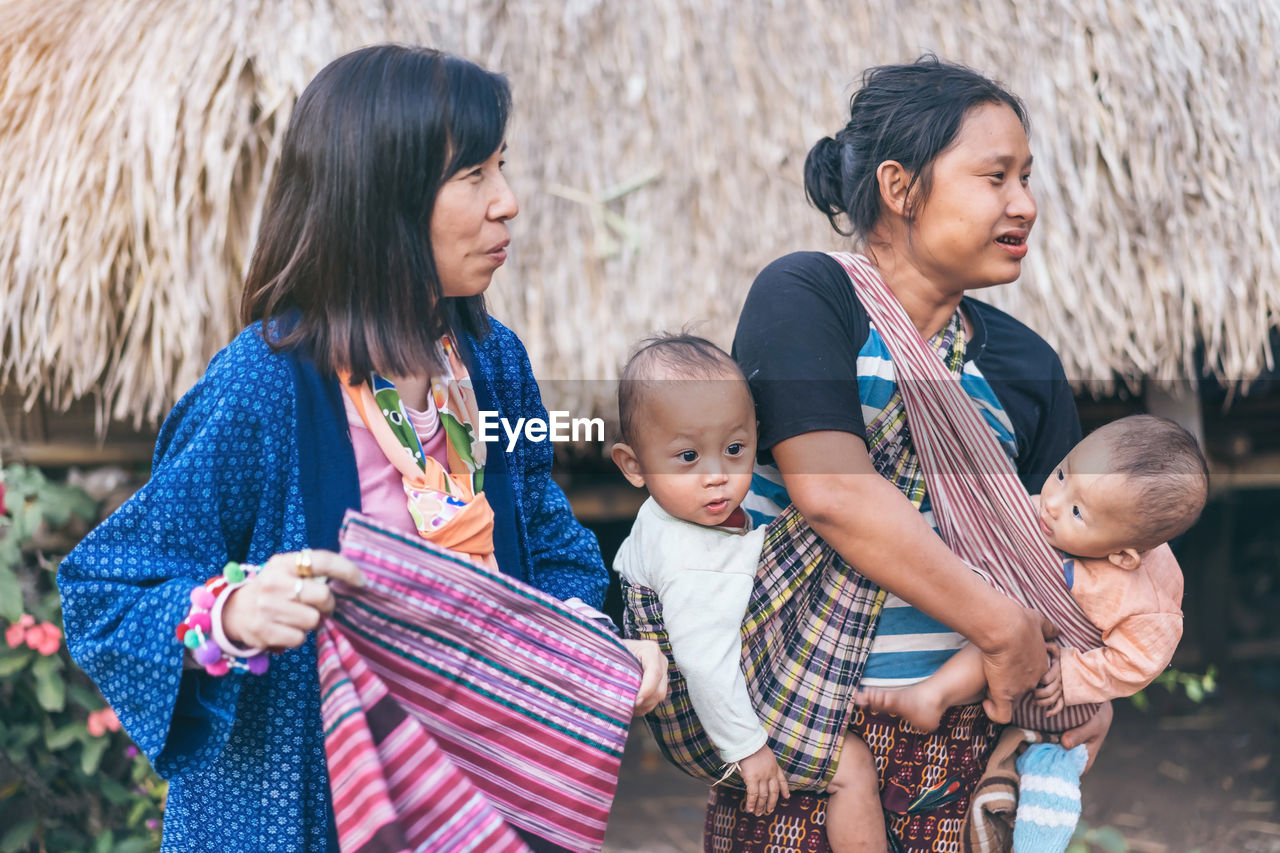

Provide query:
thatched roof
left=2, top=0, right=1277, bottom=429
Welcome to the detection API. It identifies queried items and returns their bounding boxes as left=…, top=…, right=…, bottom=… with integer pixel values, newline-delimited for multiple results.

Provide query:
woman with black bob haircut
left=60, top=44, right=665, bottom=851
left=715, top=56, right=1115, bottom=850
left=244, top=43, right=502, bottom=378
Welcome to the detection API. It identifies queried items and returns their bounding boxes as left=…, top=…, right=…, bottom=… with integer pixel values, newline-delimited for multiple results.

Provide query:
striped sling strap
left=829, top=251, right=1102, bottom=732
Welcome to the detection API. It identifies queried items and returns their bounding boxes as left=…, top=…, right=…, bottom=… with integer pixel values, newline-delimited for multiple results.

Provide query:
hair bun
left=804, top=135, right=855, bottom=234
left=804, top=135, right=847, bottom=218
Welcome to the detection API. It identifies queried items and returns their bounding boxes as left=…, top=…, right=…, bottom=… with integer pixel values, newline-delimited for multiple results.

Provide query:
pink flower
left=86, top=707, right=119, bottom=737
left=7, top=614, right=36, bottom=647
left=0, top=481, right=6, bottom=516
left=35, top=632, right=61, bottom=657
left=24, top=622, right=61, bottom=656
left=4, top=622, right=24, bottom=648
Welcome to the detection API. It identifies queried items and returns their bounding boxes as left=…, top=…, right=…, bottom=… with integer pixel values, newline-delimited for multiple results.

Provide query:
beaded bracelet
left=175, top=561, right=270, bottom=676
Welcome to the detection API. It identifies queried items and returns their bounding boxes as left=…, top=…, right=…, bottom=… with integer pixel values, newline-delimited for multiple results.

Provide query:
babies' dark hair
left=805, top=54, right=1028, bottom=238
left=1093, top=415, right=1210, bottom=549
left=617, top=333, right=745, bottom=445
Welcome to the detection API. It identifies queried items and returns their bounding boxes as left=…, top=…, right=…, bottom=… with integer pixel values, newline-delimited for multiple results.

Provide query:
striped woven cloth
left=623, top=503, right=884, bottom=791
left=320, top=511, right=642, bottom=852
left=829, top=252, right=1103, bottom=732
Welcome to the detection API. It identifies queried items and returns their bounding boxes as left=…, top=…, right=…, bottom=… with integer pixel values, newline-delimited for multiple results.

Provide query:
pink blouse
left=342, top=390, right=449, bottom=537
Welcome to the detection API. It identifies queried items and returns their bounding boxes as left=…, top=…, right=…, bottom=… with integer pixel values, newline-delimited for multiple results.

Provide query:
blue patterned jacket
left=58, top=318, right=607, bottom=851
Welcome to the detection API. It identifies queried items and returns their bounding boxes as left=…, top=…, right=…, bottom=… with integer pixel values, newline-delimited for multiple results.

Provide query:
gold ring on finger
left=296, top=548, right=314, bottom=578
left=292, top=577, right=306, bottom=601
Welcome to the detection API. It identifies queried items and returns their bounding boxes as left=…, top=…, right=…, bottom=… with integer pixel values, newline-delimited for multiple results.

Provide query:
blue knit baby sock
left=1012, top=742, right=1088, bottom=852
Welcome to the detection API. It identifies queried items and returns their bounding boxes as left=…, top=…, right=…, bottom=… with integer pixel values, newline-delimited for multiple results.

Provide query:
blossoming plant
left=0, top=464, right=165, bottom=853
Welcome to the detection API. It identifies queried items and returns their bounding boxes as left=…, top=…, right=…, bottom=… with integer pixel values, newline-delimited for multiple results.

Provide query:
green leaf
left=97, top=776, right=131, bottom=805
left=32, top=481, right=95, bottom=529
left=40, top=500, right=70, bottom=529
left=1185, top=680, right=1205, bottom=702
left=0, top=538, right=20, bottom=575
left=0, top=649, right=34, bottom=677
left=113, top=840, right=156, bottom=853
left=34, top=652, right=63, bottom=672
left=125, top=797, right=150, bottom=826
left=9, top=724, right=39, bottom=749
left=0, top=818, right=36, bottom=853
left=91, top=829, right=114, bottom=853
left=32, top=656, right=66, bottom=712
left=1129, top=690, right=1149, bottom=712
left=14, top=501, right=42, bottom=541
left=80, top=736, right=109, bottom=775
left=66, top=492, right=98, bottom=524
left=45, top=721, right=84, bottom=751
left=1090, top=826, right=1129, bottom=852
left=0, top=564, right=23, bottom=621
left=6, top=464, right=45, bottom=490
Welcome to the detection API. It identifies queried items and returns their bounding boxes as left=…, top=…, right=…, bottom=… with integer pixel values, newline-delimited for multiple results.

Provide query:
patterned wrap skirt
left=704, top=704, right=1000, bottom=853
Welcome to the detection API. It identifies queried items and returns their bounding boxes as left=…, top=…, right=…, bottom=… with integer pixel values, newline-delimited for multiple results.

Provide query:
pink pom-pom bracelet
left=176, top=561, right=270, bottom=677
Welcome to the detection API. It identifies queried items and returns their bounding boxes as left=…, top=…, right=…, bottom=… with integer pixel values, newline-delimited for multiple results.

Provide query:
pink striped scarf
left=318, top=511, right=642, bottom=851
left=830, top=252, right=1102, bottom=731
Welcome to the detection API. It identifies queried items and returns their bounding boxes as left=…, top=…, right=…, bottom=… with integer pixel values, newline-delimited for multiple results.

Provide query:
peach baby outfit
left=1057, top=543, right=1184, bottom=704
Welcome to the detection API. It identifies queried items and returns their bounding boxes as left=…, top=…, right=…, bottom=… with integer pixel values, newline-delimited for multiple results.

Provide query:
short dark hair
left=240, top=44, right=510, bottom=379
left=1093, top=415, right=1210, bottom=549
left=617, top=333, right=746, bottom=445
left=804, top=55, right=1028, bottom=238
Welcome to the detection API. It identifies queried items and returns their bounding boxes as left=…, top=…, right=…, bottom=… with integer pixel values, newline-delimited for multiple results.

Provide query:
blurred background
left=1, top=1, right=1277, bottom=851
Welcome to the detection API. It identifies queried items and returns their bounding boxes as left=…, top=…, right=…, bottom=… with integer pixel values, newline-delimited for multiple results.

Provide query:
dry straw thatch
left=2, top=0, right=1277, bottom=429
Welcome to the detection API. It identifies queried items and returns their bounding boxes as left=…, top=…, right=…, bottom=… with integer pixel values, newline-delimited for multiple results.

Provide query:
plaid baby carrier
left=623, top=504, right=885, bottom=791
left=829, top=251, right=1103, bottom=732
left=319, top=511, right=642, bottom=853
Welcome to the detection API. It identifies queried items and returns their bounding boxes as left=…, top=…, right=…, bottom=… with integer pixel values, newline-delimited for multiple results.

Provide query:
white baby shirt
left=615, top=497, right=769, bottom=763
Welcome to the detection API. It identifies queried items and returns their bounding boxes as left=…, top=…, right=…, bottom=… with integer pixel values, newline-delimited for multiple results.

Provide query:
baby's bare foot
left=854, top=685, right=947, bottom=733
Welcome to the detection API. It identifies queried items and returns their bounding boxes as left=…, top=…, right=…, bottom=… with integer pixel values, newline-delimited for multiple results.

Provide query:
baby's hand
left=1034, top=643, right=1065, bottom=716
left=737, top=744, right=791, bottom=815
